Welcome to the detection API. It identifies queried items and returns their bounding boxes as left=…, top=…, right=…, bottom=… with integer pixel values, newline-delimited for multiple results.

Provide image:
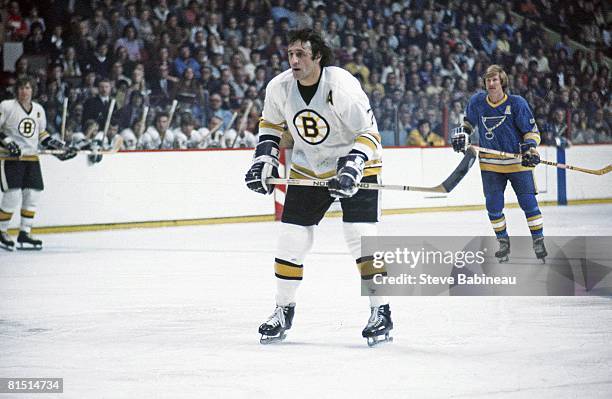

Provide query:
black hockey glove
left=87, top=139, right=104, bottom=164
left=42, top=136, right=78, bottom=161
left=328, top=153, right=366, bottom=198
left=451, top=125, right=472, bottom=153
left=520, top=142, right=540, bottom=167
left=245, top=139, right=280, bottom=195
left=1, top=137, right=21, bottom=157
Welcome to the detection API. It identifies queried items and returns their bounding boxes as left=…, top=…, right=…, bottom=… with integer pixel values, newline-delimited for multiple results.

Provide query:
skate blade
left=17, top=244, right=42, bottom=251
left=0, top=244, right=15, bottom=252
left=259, top=332, right=287, bottom=345
left=497, top=256, right=509, bottom=263
left=366, top=334, right=393, bottom=347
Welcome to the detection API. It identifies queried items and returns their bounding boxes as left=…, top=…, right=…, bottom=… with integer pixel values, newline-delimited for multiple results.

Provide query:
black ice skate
left=17, top=231, right=42, bottom=250
left=533, top=236, right=547, bottom=263
left=259, top=303, right=295, bottom=344
left=0, top=231, right=15, bottom=251
left=362, top=304, right=393, bottom=347
left=495, top=237, right=510, bottom=263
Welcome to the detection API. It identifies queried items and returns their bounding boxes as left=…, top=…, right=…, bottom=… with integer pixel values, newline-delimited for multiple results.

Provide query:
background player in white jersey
left=139, top=112, right=175, bottom=149
left=245, top=29, right=392, bottom=346
left=174, top=114, right=205, bottom=149
left=0, top=77, right=76, bottom=250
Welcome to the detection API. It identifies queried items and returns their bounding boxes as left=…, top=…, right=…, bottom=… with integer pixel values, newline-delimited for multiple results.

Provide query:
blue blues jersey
left=465, top=92, right=540, bottom=173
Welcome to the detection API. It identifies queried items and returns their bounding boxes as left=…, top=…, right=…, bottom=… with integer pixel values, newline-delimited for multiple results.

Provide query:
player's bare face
left=157, top=116, right=169, bottom=133
left=485, top=74, right=504, bottom=103
left=17, top=83, right=33, bottom=106
left=288, top=41, right=321, bottom=85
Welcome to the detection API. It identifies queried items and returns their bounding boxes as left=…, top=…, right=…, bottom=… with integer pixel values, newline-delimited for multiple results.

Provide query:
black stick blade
left=441, top=147, right=477, bottom=193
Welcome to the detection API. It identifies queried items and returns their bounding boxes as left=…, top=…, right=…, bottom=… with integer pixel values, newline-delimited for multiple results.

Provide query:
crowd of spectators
left=0, top=0, right=609, bottom=149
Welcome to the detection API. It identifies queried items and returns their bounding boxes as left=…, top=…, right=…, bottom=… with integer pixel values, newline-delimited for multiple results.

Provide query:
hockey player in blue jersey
left=452, top=65, right=547, bottom=262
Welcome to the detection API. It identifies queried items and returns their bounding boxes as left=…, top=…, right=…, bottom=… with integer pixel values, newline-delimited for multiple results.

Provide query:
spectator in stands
left=542, top=108, right=568, bottom=146
left=47, top=25, right=66, bottom=62
left=207, top=93, right=234, bottom=132
left=406, top=119, right=445, bottom=147
left=151, top=63, right=178, bottom=107
left=85, top=42, right=111, bottom=78
left=23, top=23, right=46, bottom=55
left=173, top=67, right=204, bottom=122
left=61, top=47, right=83, bottom=78
left=82, top=78, right=114, bottom=130
left=90, top=8, right=112, bottom=44
left=25, top=5, right=45, bottom=34
left=115, top=24, right=143, bottom=62
left=116, top=91, right=145, bottom=131
left=174, top=44, right=201, bottom=79
left=5, top=1, right=28, bottom=41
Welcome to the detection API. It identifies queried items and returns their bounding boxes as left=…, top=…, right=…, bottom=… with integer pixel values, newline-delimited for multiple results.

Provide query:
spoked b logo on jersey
left=18, top=118, right=36, bottom=138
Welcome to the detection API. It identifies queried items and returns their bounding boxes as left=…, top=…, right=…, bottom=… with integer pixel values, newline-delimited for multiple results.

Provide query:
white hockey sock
left=274, top=223, right=314, bottom=306
left=0, top=189, right=20, bottom=232
left=343, top=222, right=389, bottom=308
left=20, top=189, right=41, bottom=233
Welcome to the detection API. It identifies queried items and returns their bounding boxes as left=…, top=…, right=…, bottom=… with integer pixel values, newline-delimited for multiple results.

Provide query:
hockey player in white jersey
left=245, top=29, right=392, bottom=346
left=139, top=112, right=176, bottom=150
left=0, top=77, right=76, bottom=250
left=174, top=114, right=205, bottom=149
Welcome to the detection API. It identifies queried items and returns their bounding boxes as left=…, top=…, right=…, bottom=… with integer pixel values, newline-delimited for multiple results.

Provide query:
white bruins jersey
left=174, top=128, right=204, bottom=149
left=139, top=126, right=176, bottom=150
left=260, top=66, right=382, bottom=179
left=0, top=99, right=48, bottom=159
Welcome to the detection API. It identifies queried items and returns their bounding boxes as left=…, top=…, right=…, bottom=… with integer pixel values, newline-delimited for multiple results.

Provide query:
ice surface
left=1, top=204, right=612, bottom=398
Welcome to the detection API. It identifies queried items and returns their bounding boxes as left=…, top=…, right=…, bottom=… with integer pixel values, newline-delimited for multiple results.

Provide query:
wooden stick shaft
left=471, top=145, right=612, bottom=175
left=60, top=98, right=68, bottom=141
left=102, top=98, right=116, bottom=139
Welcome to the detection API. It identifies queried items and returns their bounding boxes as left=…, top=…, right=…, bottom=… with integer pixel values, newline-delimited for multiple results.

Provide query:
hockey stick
left=102, top=98, right=116, bottom=140
left=161, top=99, right=178, bottom=149
left=231, top=100, right=254, bottom=148
left=472, top=145, right=612, bottom=175
left=267, top=147, right=477, bottom=193
left=210, top=111, right=238, bottom=137
left=60, top=97, right=68, bottom=141
left=39, top=136, right=124, bottom=155
left=139, top=105, right=149, bottom=137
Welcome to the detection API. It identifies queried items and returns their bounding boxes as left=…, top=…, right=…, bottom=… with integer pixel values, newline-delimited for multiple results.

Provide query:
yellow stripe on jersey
left=0, top=155, right=39, bottom=161
left=0, top=210, right=12, bottom=221
left=357, top=256, right=387, bottom=280
left=479, top=153, right=520, bottom=160
left=20, top=209, right=35, bottom=218
left=290, top=165, right=337, bottom=180
left=290, top=161, right=382, bottom=180
left=479, top=162, right=533, bottom=173
left=259, top=118, right=285, bottom=133
left=274, top=258, right=303, bottom=280
left=355, top=135, right=378, bottom=152
left=39, top=130, right=50, bottom=142
left=523, top=132, right=541, bottom=145
left=363, top=166, right=381, bottom=177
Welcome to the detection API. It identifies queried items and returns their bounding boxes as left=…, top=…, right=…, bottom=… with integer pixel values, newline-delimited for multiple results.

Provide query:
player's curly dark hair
left=15, top=76, right=37, bottom=97
left=288, top=29, right=334, bottom=67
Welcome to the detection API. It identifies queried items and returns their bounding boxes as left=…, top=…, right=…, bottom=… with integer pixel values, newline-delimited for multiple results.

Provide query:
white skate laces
left=266, top=306, right=286, bottom=328
left=367, top=307, right=383, bottom=327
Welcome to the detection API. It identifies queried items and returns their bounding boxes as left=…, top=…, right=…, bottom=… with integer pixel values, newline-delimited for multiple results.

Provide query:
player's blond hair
left=483, top=65, right=508, bottom=90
